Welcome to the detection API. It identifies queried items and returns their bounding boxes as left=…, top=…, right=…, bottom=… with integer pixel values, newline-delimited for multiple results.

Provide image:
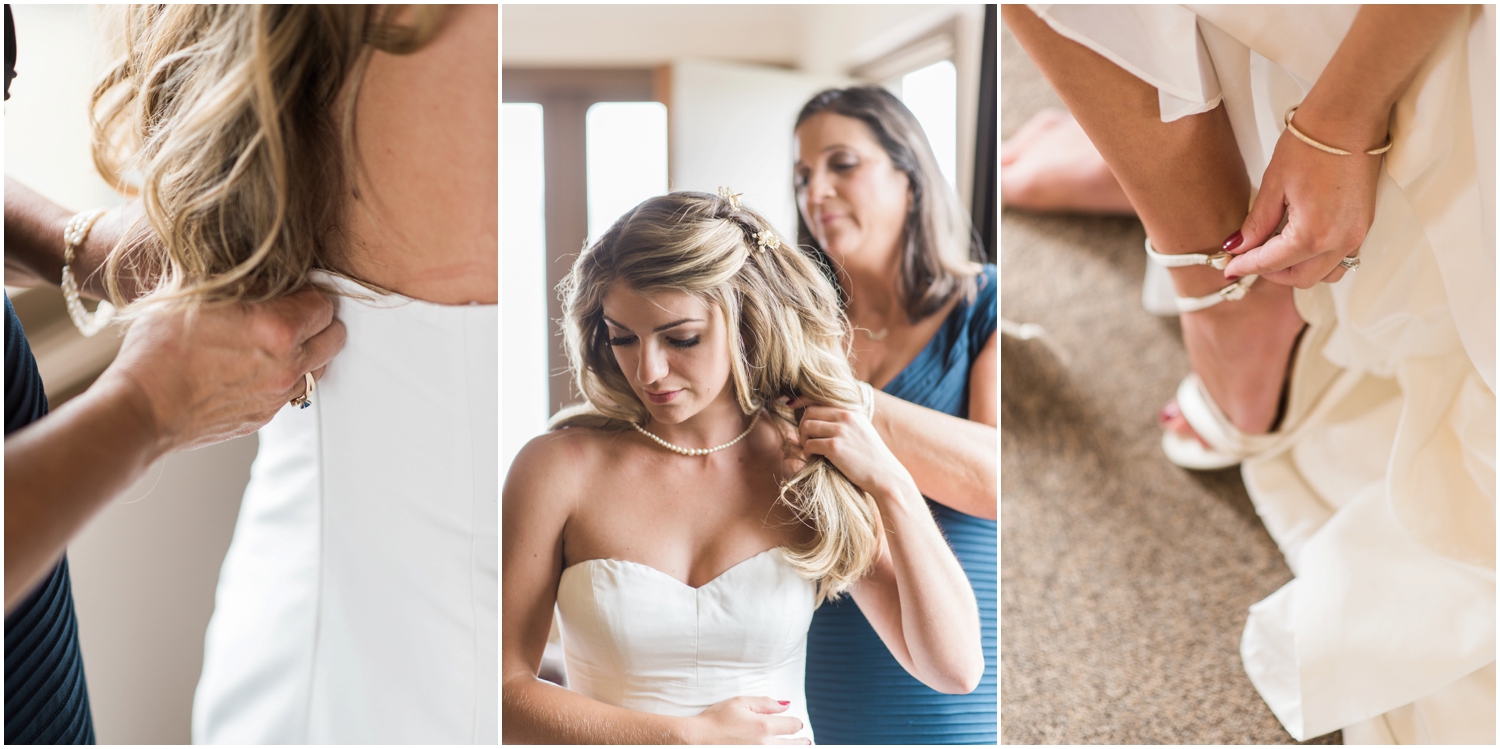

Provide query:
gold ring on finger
left=289, top=371, right=315, bottom=409
left=1338, top=255, right=1360, bottom=271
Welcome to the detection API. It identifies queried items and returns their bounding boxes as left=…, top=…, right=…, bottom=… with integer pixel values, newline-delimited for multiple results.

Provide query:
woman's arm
left=799, top=406, right=985, bottom=694
left=1223, top=4, right=1470, bottom=285
left=872, top=329, right=997, bottom=519
left=4, top=177, right=147, bottom=299
left=500, top=434, right=806, bottom=745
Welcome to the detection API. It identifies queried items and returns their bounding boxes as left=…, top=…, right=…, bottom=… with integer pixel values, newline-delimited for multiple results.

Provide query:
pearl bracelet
left=61, top=209, right=117, bottom=337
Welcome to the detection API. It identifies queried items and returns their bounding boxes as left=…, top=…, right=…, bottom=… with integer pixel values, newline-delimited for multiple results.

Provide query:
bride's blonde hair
left=90, top=4, right=442, bottom=313
left=553, top=191, right=882, bottom=603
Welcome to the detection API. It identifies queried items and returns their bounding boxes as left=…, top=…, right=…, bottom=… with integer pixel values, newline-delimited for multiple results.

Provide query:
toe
left=1160, top=400, right=1210, bottom=447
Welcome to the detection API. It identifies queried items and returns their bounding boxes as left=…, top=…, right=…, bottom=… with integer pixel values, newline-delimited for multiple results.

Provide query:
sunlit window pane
left=901, top=60, right=958, bottom=193
left=586, top=102, right=669, bottom=241
left=500, top=102, right=548, bottom=470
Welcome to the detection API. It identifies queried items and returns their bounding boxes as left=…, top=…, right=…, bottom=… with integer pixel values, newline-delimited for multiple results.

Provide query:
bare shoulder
left=503, top=426, right=625, bottom=513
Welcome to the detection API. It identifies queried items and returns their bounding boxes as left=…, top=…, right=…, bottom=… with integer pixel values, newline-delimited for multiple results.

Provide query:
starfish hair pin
left=754, top=229, right=780, bottom=252
left=716, top=186, right=743, bottom=209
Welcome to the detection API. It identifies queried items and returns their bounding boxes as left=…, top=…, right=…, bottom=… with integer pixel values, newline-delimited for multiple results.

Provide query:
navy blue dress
left=805, top=265, right=997, bottom=744
left=4, top=294, right=97, bottom=744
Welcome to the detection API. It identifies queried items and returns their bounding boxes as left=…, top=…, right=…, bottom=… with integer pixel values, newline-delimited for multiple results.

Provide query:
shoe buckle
left=1220, top=280, right=1249, bottom=302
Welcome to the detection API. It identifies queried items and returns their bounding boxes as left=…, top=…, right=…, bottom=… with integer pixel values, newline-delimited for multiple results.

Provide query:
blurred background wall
left=500, top=3, right=994, bottom=473
left=6, top=5, right=256, bottom=743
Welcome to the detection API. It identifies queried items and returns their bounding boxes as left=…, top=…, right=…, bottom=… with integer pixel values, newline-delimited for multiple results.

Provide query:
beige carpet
left=998, top=24, right=1340, bottom=745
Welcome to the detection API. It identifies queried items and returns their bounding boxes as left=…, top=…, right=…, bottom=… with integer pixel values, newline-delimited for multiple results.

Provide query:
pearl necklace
left=633, top=411, right=761, bottom=457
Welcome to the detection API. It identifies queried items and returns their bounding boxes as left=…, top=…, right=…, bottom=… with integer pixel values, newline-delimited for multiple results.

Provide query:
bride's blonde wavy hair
left=552, top=191, right=882, bottom=603
left=90, top=4, right=442, bottom=313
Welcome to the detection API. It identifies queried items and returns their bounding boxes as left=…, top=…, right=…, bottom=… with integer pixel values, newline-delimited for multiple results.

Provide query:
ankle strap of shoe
left=1144, top=236, right=1232, bottom=269
left=1173, top=275, right=1258, bottom=312
left=1145, top=236, right=1260, bottom=313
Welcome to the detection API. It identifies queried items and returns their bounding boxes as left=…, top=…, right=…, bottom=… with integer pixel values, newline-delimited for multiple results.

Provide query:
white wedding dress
left=1032, top=5, right=1495, bottom=744
left=192, top=273, right=498, bottom=744
left=556, top=547, right=818, bottom=743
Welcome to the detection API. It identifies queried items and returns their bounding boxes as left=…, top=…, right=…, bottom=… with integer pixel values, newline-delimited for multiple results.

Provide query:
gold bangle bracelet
left=1284, top=105, right=1393, bottom=156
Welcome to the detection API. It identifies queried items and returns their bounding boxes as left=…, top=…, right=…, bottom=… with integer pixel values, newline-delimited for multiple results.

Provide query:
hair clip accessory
left=754, top=229, right=780, bottom=252
left=717, top=186, right=742, bottom=209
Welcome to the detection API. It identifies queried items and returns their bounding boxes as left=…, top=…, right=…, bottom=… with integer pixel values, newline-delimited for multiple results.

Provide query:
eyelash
left=606, top=335, right=700, bottom=349
left=794, top=160, right=856, bottom=188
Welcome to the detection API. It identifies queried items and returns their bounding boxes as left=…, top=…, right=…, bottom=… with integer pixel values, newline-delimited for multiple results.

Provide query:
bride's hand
left=796, top=401, right=913, bottom=499
left=685, top=696, right=809, bottom=745
left=1222, top=106, right=1384, bottom=287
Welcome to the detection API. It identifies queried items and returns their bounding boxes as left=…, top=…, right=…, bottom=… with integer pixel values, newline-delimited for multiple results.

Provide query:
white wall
left=502, top=4, right=803, bottom=68
left=667, top=59, right=850, bottom=239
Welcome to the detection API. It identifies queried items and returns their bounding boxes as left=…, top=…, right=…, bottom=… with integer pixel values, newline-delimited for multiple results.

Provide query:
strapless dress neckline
left=557, top=546, right=817, bottom=742
left=563, top=546, right=786, bottom=591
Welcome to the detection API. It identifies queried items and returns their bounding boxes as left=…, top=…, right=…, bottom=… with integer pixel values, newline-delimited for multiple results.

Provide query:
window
left=900, top=60, right=958, bottom=194
left=500, top=103, right=549, bottom=469
left=585, top=102, right=669, bottom=241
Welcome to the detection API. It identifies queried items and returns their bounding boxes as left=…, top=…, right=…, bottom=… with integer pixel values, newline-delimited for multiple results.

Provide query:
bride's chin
left=642, top=402, right=691, bottom=425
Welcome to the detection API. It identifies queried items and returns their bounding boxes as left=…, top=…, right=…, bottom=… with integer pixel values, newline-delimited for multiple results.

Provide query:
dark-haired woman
left=794, top=87, right=997, bottom=744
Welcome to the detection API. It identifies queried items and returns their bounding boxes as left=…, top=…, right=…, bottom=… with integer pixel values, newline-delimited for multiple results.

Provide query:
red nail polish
left=1222, top=230, right=1244, bottom=253
left=1159, top=401, right=1180, bottom=425
left=1226, top=274, right=1241, bottom=282
left=778, top=700, right=790, bottom=706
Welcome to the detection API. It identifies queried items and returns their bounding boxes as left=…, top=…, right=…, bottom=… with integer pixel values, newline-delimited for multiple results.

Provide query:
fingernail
left=1222, top=230, right=1243, bottom=253
left=1225, top=274, right=1241, bottom=282
left=778, top=700, right=790, bottom=706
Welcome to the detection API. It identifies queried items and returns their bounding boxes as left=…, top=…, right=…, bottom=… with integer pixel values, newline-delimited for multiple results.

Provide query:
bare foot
left=1001, top=109, right=1136, bottom=215
left=1159, top=279, right=1307, bottom=443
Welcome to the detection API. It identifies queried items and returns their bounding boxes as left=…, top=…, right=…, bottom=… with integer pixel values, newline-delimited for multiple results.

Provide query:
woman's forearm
left=3, top=177, right=141, bottom=299
left=874, top=482, right=984, bottom=694
left=873, top=392, right=997, bottom=520
left=502, top=672, right=692, bottom=744
left=4, top=373, right=164, bottom=612
left=1298, top=5, right=1468, bottom=144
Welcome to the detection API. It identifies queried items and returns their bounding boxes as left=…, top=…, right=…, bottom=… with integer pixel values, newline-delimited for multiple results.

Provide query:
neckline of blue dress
left=881, top=268, right=993, bottom=397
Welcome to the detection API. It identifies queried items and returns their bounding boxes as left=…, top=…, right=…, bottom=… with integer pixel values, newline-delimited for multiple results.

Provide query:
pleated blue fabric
left=805, top=265, right=997, bottom=744
left=5, top=293, right=96, bottom=745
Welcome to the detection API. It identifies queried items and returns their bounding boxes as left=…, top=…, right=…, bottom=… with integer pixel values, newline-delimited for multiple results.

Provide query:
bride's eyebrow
left=602, top=315, right=702, bottom=333
left=651, top=318, right=702, bottom=332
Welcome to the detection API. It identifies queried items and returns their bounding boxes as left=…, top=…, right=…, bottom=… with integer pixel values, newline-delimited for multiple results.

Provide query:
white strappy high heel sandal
left=1145, top=237, right=1346, bottom=470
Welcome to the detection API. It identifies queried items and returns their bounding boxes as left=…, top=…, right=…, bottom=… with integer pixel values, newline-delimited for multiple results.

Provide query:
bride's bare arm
left=798, top=406, right=985, bottom=694
left=501, top=433, right=805, bottom=745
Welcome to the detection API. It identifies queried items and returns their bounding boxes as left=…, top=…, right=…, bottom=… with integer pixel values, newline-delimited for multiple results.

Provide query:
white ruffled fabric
left=1031, top=5, right=1496, bottom=743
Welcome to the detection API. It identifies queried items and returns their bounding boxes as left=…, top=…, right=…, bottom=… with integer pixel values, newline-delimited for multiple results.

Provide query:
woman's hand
left=684, top=697, right=809, bottom=745
left=796, top=401, right=914, bottom=500
left=104, top=286, right=346, bottom=454
left=1221, top=110, right=1383, bottom=288
left=1221, top=3, right=1469, bottom=287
